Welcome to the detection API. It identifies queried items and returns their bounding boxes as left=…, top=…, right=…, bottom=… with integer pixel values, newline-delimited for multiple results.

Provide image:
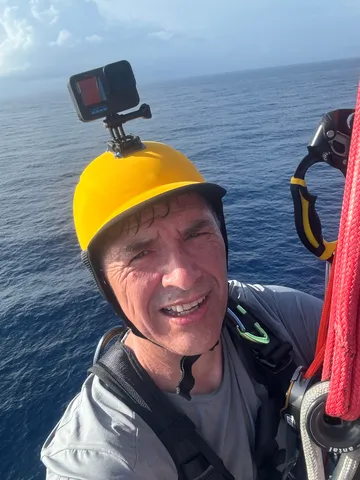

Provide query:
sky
left=1, top=0, right=360, bottom=91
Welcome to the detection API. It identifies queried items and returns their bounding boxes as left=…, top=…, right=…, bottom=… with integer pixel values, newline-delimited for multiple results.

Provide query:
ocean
left=1, top=57, right=360, bottom=480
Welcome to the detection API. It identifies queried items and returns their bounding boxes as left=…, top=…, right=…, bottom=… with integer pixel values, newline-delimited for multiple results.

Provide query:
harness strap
left=89, top=300, right=301, bottom=480
left=225, top=301, right=300, bottom=480
left=227, top=298, right=296, bottom=397
left=89, top=339, right=234, bottom=480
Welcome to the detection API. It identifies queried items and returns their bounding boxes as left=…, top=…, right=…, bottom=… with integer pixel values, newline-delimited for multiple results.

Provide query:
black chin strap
left=176, top=339, right=220, bottom=400
left=176, top=355, right=201, bottom=400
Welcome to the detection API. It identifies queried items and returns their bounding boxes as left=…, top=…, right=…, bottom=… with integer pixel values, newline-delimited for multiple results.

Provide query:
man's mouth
left=161, top=294, right=208, bottom=317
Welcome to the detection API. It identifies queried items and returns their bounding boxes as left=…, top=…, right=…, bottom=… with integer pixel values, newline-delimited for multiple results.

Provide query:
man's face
left=103, top=192, right=228, bottom=356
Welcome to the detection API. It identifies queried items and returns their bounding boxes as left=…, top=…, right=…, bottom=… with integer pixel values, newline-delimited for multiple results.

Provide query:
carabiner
left=290, top=109, right=354, bottom=261
left=226, top=307, right=270, bottom=344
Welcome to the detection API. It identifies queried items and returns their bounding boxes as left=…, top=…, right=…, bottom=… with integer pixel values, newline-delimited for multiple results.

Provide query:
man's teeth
left=165, top=295, right=206, bottom=314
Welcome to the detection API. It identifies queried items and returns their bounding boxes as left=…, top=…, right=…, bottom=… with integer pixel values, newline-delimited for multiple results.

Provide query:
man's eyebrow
left=122, top=238, right=157, bottom=256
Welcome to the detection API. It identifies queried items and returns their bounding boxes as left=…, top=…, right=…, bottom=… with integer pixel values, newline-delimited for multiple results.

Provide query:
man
left=41, top=140, right=322, bottom=479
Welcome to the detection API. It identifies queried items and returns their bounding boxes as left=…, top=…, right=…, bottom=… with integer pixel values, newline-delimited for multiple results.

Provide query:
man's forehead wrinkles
left=121, top=203, right=168, bottom=233
left=127, top=203, right=208, bottom=233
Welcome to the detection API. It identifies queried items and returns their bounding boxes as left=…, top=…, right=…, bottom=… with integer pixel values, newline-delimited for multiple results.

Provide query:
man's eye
left=188, top=231, right=208, bottom=239
left=131, top=251, right=148, bottom=262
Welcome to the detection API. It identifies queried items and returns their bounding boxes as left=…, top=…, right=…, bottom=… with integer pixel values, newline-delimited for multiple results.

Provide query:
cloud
left=0, top=6, right=34, bottom=75
left=0, top=0, right=107, bottom=77
left=0, top=0, right=359, bottom=84
left=29, top=0, right=59, bottom=25
left=49, top=28, right=72, bottom=46
left=88, top=0, right=208, bottom=33
left=149, top=30, right=174, bottom=41
left=85, top=33, right=103, bottom=43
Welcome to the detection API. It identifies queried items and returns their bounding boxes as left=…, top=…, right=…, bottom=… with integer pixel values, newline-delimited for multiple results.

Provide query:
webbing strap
left=89, top=303, right=300, bottom=480
left=227, top=299, right=296, bottom=398
left=224, top=306, right=299, bottom=480
left=89, top=343, right=234, bottom=480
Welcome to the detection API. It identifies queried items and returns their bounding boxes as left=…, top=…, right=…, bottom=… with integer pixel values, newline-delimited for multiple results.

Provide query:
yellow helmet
left=73, top=141, right=226, bottom=252
left=73, top=138, right=229, bottom=358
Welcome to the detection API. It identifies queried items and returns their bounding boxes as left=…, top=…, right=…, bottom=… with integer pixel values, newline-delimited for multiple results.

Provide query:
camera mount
left=103, top=103, right=152, bottom=157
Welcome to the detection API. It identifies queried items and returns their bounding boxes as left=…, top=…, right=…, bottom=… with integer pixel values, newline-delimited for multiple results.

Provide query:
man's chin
left=164, top=329, right=222, bottom=357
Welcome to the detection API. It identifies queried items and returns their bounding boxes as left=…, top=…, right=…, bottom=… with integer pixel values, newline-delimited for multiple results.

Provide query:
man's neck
left=124, top=332, right=223, bottom=395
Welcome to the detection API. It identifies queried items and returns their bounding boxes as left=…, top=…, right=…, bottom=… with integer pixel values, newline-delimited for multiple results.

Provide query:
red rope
left=307, top=83, right=360, bottom=421
left=304, top=256, right=335, bottom=380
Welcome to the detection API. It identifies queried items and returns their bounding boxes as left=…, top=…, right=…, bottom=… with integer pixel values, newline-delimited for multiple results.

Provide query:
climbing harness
left=290, top=82, right=360, bottom=479
left=90, top=298, right=300, bottom=480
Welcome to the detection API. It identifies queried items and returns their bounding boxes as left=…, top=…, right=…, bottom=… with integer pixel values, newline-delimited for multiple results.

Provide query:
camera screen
left=76, top=76, right=106, bottom=107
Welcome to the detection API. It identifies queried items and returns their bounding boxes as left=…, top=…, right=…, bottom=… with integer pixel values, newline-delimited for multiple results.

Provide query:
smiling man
left=41, top=141, right=322, bottom=480
left=104, top=194, right=228, bottom=357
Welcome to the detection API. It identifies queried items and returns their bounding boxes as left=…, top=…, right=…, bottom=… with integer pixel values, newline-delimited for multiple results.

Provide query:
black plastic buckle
left=252, top=342, right=294, bottom=375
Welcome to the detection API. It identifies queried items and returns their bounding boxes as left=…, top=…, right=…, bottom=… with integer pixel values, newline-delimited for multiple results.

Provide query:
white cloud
left=0, top=6, right=34, bottom=75
left=85, top=33, right=103, bottom=43
left=88, top=0, right=208, bottom=34
left=149, top=30, right=174, bottom=41
left=0, top=0, right=359, bottom=83
left=0, top=0, right=106, bottom=76
left=29, top=0, right=59, bottom=25
left=49, top=28, right=72, bottom=46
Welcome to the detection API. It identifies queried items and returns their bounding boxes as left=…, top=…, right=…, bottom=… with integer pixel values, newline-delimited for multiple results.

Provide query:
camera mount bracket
left=104, top=103, right=152, bottom=157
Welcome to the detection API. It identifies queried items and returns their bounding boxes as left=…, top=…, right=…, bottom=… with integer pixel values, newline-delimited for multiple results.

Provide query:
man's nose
left=162, top=247, right=202, bottom=290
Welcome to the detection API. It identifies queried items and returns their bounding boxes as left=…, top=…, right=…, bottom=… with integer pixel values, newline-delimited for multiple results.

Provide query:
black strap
left=90, top=301, right=301, bottom=480
left=176, top=354, right=201, bottom=400
left=226, top=298, right=296, bottom=397
left=225, top=301, right=299, bottom=480
left=89, top=342, right=234, bottom=480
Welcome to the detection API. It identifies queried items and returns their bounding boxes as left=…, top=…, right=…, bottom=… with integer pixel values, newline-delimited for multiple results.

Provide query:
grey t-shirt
left=41, top=281, right=322, bottom=479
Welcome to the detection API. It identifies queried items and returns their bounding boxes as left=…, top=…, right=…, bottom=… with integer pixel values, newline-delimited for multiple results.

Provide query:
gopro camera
left=68, top=60, right=140, bottom=122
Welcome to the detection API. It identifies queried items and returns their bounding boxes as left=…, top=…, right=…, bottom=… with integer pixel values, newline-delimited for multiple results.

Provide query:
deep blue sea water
left=1, top=58, right=360, bottom=480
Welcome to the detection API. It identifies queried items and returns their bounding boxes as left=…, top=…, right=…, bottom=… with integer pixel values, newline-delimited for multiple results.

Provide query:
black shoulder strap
left=226, top=297, right=296, bottom=396
left=89, top=340, right=234, bottom=480
left=90, top=300, right=301, bottom=480
left=226, top=298, right=299, bottom=480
